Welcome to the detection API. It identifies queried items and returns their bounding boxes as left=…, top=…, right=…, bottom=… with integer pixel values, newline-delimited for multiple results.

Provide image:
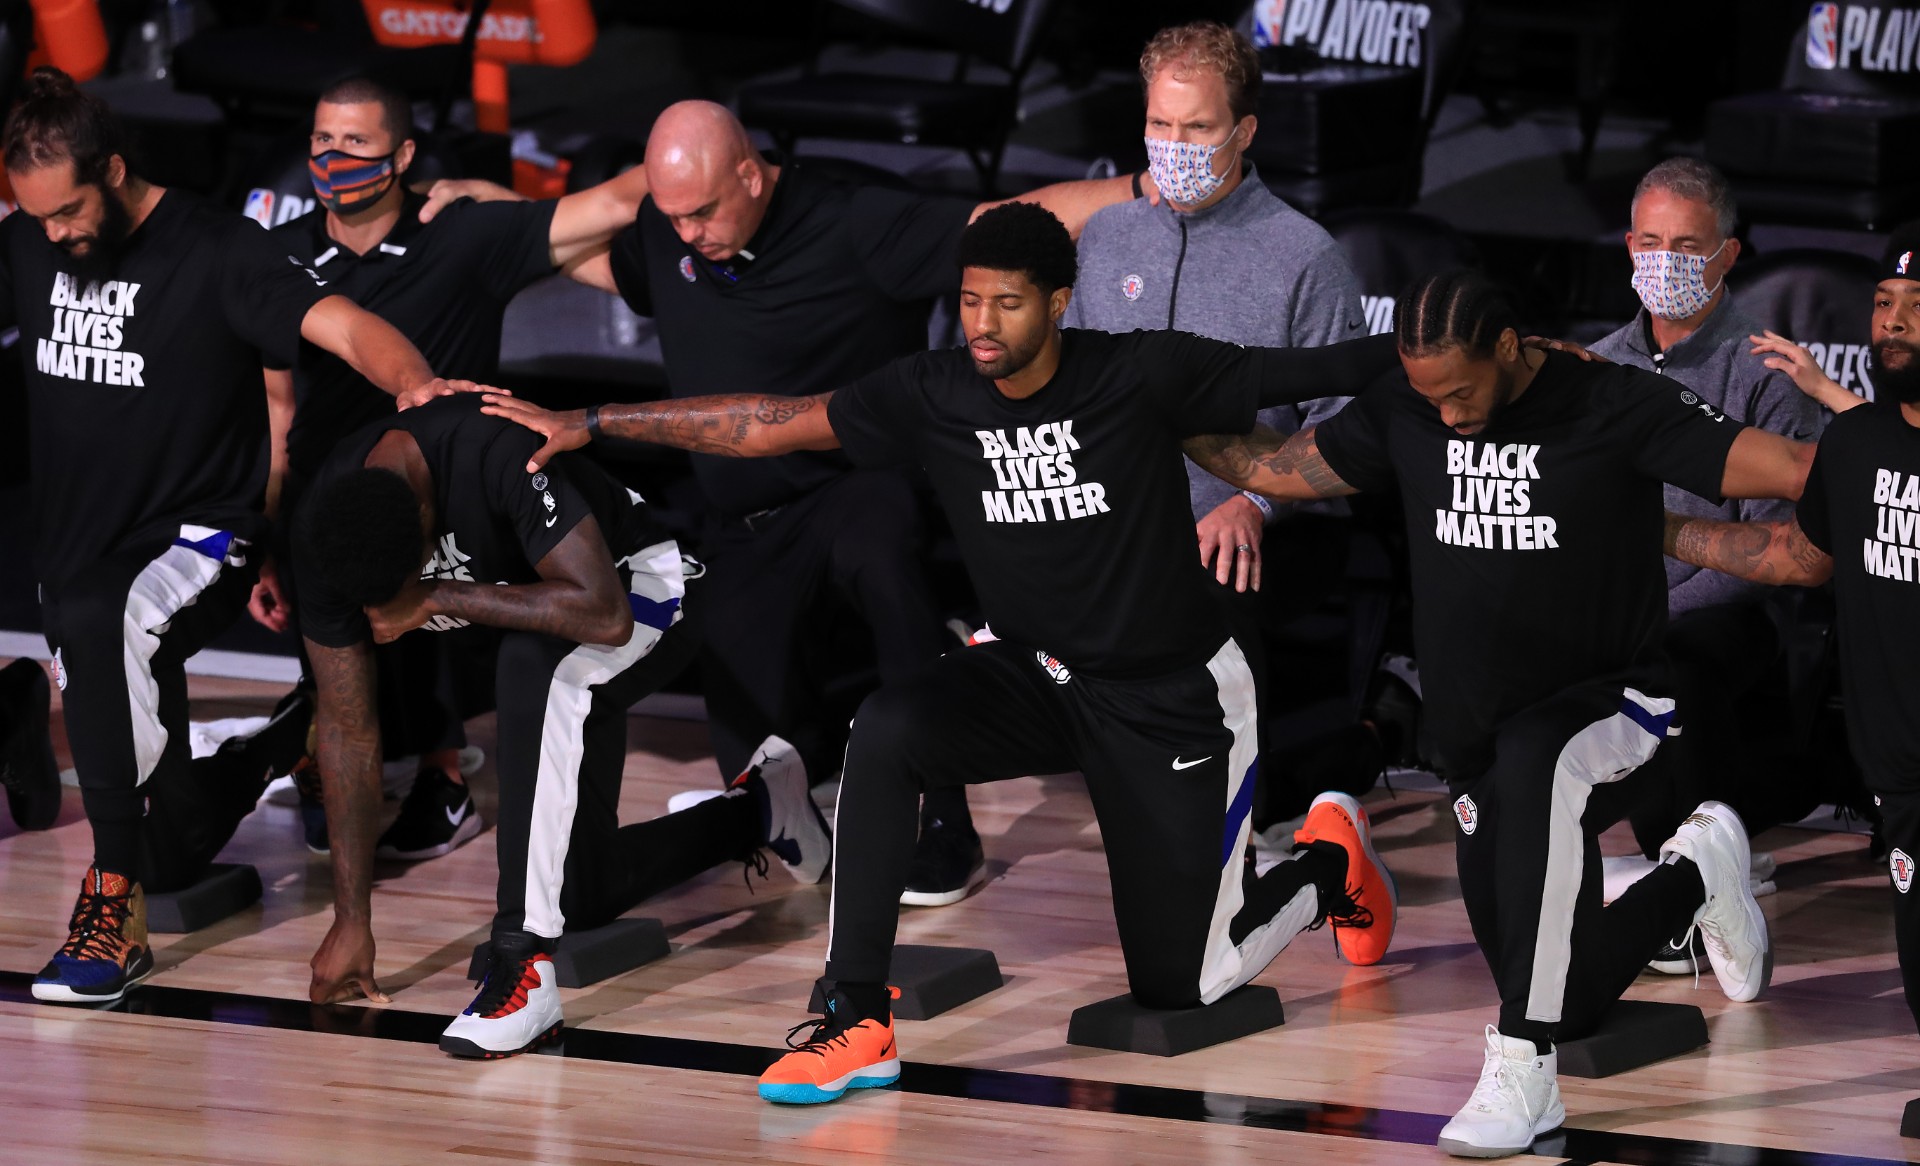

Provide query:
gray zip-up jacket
left=1588, top=294, right=1822, bottom=617
left=1064, top=164, right=1366, bottom=521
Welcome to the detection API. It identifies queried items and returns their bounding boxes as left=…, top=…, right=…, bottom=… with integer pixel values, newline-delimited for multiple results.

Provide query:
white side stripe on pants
left=1195, top=637, right=1320, bottom=1005
left=521, top=542, right=687, bottom=939
left=1525, top=685, right=1678, bottom=1023
left=120, top=526, right=242, bottom=785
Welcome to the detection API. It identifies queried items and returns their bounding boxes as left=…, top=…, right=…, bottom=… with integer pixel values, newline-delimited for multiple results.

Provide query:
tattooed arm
left=1183, top=424, right=1360, bottom=502
left=304, top=637, right=392, bottom=1005
left=480, top=391, right=840, bottom=473
left=1663, top=512, right=1835, bottom=587
left=364, top=515, right=633, bottom=646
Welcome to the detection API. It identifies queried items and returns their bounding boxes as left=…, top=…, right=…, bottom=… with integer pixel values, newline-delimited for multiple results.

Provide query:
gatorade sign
left=1250, top=0, right=1433, bottom=68
left=361, top=1, right=594, bottom=65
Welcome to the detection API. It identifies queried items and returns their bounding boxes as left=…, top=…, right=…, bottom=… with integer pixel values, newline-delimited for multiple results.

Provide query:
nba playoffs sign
left=1791, top=2, right=1920, bottom=91
left=1248, top=0, right=1433, bottom=67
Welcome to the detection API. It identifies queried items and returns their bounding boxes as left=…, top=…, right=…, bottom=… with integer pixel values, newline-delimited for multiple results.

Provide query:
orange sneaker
left=759, top=990, right=901, bottom=1105
left=1294, top=791, right=1397, bottom=966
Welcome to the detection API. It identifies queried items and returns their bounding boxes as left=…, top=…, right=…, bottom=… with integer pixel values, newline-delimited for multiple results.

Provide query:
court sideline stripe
left=0, top=971, right=1906, bottom=1166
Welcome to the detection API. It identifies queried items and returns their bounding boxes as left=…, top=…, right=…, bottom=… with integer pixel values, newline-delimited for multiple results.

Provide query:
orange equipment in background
left=360, top=0, right=595, bottom=133
left=26, top=0, right=108, bottom=83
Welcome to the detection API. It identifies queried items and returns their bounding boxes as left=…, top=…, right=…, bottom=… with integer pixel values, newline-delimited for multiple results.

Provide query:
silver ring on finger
left=1235, top=544, right=1253, bottom=554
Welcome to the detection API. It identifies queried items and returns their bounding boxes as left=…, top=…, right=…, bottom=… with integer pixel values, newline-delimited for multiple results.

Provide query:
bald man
left=423, top=101, right=1149, bottom=904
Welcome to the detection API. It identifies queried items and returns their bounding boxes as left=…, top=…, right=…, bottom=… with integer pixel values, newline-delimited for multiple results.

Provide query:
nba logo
left=1453, top=794, right=1477, bottom=835
left=1900, top=251, right=1913, bottom=275
left=1894, top=848, right=1914, bottom=893
left=1250, top=0, right=1288, bottom=49
left=1807, top=2, right=1839, bottom=70
left=679, top=255, right=696, bottom=282
left=242, top=188, right=275, bottom=227
left=1122, top=273, right=1144, bottom=301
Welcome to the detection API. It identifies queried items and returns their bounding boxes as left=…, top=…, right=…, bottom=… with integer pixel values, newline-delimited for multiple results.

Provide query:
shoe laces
left=1312, top=883, right=1375, bottom=934
left=58, top=882, right=131, bottom=963
left=1462, top=1027, right=1541, bottom=1121
left=469, top=947, right=544, bottom=1018
left=1668, top=924, right=1705, bottom=989
left=740, top=848, right=770, bottom=892
left=784, top=1007, right=856, bottom=1056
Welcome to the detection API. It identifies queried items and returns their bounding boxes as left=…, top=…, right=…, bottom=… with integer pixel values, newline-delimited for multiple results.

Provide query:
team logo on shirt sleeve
left=678, top=256, right=697, bottom=282
left=976, top=421, right=1112, bottom=523
left=1453, top=794, right=1478, bottom=835
left=1678, top=389, right=1726, bottom=423
left=1894, top=848, right=1914, bottom=893
left=1122, top=273, right=1144, bottom=301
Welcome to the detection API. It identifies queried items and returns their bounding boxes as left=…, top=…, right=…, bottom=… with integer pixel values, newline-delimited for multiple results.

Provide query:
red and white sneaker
left=439, top=934, right=563, bottom=1059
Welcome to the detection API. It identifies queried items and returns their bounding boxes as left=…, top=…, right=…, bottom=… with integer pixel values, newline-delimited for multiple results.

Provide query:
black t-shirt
left=0, top=190, right=329, bottom=588
left=295, top=395, right=666, bottom=649
left=608, top=162, right=974, bottom=517
left=1315, top=352, right=1747, bottom=775
left=1797, top=404, right=1920, bottom=790
left=826, top=327, right=1344, bottom=677
left=274, top=192, right=558, bottom=481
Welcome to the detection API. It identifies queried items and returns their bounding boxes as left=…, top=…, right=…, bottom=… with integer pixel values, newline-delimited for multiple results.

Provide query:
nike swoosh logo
left=1171, top=756, right=1211, bottom=770
left=445, top=803, right=467, bottom=827
left=545, top=516, right=558, bottom=528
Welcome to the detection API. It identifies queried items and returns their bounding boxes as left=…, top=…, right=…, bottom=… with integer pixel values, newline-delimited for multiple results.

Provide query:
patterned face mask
left=1629, top=239, right=1728, bottom=321
left=309, top=149, right=398, bottom=215
left=1143, top=124, right=1242, bottom=207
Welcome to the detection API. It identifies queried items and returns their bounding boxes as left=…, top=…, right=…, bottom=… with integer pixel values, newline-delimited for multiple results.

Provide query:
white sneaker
left=1660, top=800, right=1772, bottom=1002
left=439, top=940, right=563, bottom=1059
left=1437, top=1027, right=1565, bottom=1158
left=738, top=736, right=831, bottom=884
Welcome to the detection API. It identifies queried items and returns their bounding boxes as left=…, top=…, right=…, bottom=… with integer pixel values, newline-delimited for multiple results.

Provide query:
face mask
left=1629, top=239, right=1728, bottom=321
left=309, top=149, right=398, bottom=215
left=1143, top=124, right=1241, bottom=207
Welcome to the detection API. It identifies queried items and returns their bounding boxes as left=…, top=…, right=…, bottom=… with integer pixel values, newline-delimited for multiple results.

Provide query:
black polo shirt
left=0, top=190, right=328, bottom=588
left=607, top=161, right=974, bottom=517
left=273, top=191, right=558, bottom=482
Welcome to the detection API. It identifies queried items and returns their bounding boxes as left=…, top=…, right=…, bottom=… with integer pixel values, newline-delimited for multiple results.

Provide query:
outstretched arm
left=304, top=638, right=391, bottom=1005
left=300, top=295, right=493, bottom=410
left=1720, top=427, right=1817, bottom=501
left=1183, top=425, right=1359, bottom=503
left=977, top=172, right=1148, bottom=239
left=482, top=391, right=841, bottom=473
left=1664, top=512, right=1834, bottom=587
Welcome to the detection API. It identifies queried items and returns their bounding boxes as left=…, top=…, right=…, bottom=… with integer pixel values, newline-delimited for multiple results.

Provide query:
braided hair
left=1394, top=269, right=1520, bottom=360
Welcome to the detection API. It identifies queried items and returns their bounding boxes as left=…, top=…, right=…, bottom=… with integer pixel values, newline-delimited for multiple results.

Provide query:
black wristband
left=585, top=404, right=603, bottom=441
left=1131, top=169, right=1144, bottom=199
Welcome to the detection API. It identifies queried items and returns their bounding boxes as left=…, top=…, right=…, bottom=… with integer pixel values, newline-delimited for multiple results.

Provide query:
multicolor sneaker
left=759, top=989, right=901, bottom=1104
left=0, top=658, right=60, bottom=831
left=1294, top=791, right=1398, bottom=966
left=376, top=768, right=482, bottom=861
left=439, top=932, right=563, bottom=1059
left=734, top=738, right=831, bottom=884
left=33, top=867, right=154, bottom=1003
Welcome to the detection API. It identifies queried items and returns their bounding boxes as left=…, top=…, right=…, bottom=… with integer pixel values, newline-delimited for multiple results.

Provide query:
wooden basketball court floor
left=1, top=660, right=1916, bottom=1166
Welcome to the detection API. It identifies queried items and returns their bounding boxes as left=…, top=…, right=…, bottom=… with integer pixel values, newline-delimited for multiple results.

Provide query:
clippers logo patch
left=1122, top=273, right=1144, bottom=301
left=679, top=256, right=697, bottom=282
left=1035, top=650, right=1072, bottom=684
left=1895, top=848, right=1915, bottom=893
left=1454, top=793, right=1477, bottom=835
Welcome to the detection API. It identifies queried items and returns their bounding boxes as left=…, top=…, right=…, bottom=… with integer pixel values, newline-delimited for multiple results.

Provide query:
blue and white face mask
left=1143, top=124, right=1242, bottom=207
left=1630, top=239, right=1728, bottom=321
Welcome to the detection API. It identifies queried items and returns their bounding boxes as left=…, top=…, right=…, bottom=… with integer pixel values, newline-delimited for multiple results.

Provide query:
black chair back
left=1322, top=209, right=1481, bottom=335
left=830, top=0, right=1051, bottom=72
left=1735, top=247, right=1883, bottom=402
left=1246, top=0, right=1473, bottom=125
